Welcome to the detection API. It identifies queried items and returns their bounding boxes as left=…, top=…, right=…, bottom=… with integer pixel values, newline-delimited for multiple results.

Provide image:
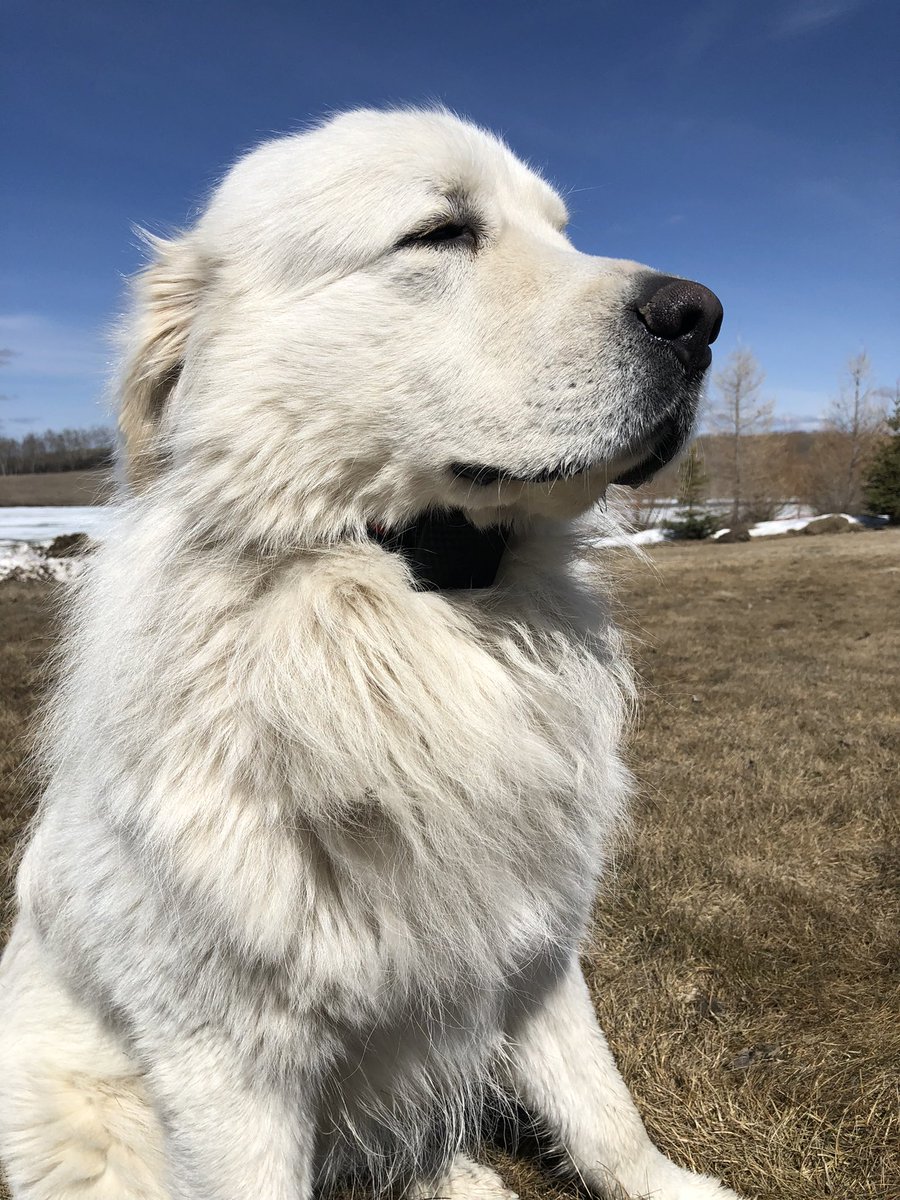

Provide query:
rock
left=803, top=514, right=855, bottom=536
left=715, top=525, right=751, bottom=543
left=42, top=532, right=92, bottom=558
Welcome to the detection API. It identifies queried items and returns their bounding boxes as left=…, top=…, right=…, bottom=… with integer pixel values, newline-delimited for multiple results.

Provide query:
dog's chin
left=450, top=409, right=695, bottom=498
left=608, top=414, right=694, bottom=488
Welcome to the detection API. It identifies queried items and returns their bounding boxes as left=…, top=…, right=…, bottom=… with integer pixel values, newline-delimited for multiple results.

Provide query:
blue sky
left=2, top=0, right=898, bottom=434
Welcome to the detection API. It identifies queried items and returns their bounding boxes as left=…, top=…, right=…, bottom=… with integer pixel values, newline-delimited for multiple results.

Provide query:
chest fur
left=33, top=539, right=630, bottom=1048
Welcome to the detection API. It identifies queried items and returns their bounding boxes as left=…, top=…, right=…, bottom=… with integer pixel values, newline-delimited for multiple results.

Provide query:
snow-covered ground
left=0, top=505, right=116, bottom=581
left=0, top=506, right=115, bottom=542
left=0, top=541, right=85, bottom=582
left=719, top=514, right=861, bottom=539
left=593, top=526, right=671, bottom=548
left=595, top=508, right=864, bottom=548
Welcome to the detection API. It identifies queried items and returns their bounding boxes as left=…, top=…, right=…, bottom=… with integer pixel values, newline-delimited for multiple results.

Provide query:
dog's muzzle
left=450, top=272, right=723, bottom=492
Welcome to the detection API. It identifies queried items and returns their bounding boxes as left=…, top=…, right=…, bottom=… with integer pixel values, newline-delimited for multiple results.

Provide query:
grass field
left=0, top=470, right=112, bottom=507
left=1, top=530, right=897, bottom=1199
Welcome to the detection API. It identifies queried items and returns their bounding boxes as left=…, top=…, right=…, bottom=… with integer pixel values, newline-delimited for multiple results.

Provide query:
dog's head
left=118, top=109, right=721, bottom=543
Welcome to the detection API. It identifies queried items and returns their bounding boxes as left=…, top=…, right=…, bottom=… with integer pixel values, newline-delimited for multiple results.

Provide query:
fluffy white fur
left=0, top=109, right=740, bottom=1200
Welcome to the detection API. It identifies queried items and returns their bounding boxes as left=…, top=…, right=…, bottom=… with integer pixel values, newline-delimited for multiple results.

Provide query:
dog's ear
left=118, top=233, right=205, bottom=491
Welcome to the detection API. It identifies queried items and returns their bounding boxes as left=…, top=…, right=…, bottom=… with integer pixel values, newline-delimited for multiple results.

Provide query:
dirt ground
left=0, top=530, right=897, bottom=1199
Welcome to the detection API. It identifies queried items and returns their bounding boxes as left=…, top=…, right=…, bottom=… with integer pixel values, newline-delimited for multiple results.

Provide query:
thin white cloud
left=772, top=412, right=826, bottom=431
left=772, top=0, right=867, bottom=39
left=770, top=387, right=831, bottom=426
left=0, top=313, right=109, bottom=381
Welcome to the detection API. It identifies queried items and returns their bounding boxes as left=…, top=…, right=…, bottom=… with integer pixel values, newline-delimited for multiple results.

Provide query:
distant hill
left=0, top=470, right=114, bottom=507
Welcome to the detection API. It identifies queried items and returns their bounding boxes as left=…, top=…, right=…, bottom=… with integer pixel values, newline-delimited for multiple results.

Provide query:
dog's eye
left=400, top=222, right=478, bottom=251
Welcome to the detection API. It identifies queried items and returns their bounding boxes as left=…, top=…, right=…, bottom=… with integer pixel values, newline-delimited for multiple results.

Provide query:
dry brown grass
left=0, top=470, right=112, bottom=507
left=575, top=530, right=899, bottom=1200
left=1, top=531, right=898, bottom=1200
left=0, top=583, right=59, bottom=946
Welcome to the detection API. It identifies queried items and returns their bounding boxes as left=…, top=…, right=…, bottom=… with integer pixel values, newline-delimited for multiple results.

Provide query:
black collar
left=368, top=509, right=510, bottom=592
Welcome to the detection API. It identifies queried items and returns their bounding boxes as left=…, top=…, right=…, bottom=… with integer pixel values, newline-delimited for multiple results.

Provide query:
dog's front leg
left=142, top=1029, right=312, bottom=1200
left=504, top=959, right=742, bottom=1200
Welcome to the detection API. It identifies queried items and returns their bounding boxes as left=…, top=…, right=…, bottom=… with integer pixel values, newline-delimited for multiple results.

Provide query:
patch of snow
left=597, top=507, right=866, bottom=549
left=749, top=516, right=819, bottom=537
left=713, top=513, right=862, bottom=540
left=632, top=527, right=671, bottom=544
left=595, top=526, right=671, bottom=547
left=0, top=506, right=116, bottom=581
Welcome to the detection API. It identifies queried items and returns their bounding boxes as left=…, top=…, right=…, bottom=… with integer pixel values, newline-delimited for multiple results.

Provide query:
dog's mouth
left=450, top=412, right=692, bottom=492
left=450, top=461, right=588, bottom=487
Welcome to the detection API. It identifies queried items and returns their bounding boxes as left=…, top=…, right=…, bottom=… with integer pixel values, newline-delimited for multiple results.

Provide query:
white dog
left=0, top=109, right=731, bottom=1200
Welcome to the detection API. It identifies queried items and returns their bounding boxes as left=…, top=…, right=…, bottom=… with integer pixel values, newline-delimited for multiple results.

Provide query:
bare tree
left=827, top=352, right=887, bottom=509
left=798, top=352, right=888, bottom=514
left=708, top=347, right=774, bottom=522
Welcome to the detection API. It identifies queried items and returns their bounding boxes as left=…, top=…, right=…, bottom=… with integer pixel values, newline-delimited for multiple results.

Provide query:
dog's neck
left=368, top=509, right=510, bottom=592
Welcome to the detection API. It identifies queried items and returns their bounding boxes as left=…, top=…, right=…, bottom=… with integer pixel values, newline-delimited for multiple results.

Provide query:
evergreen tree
left=664, top=442, right=720, bottom=539
left=862, top=394, right=900, bottom=523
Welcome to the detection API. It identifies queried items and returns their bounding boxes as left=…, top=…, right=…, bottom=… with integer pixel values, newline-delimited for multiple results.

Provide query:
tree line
left=711, top=348, right=891, bottom=520
left=631, top=349, right=899, bottom=529
left=0, top=426, right=114, bottom=475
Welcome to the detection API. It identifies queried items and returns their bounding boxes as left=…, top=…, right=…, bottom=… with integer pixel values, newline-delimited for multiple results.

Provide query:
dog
left=0, top=109, right=732, bottom=1200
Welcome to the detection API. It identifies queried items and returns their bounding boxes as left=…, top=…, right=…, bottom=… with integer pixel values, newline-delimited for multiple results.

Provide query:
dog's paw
left=610, top=1154, right=745, bottom=1200
left=640, top=1164, right=744, bottom=1200
left=409, top=1155, right=518, bottom=1200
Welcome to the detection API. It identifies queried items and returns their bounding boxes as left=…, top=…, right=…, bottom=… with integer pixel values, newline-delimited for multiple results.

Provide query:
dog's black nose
left=633, top=274, right=723, bottom=376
